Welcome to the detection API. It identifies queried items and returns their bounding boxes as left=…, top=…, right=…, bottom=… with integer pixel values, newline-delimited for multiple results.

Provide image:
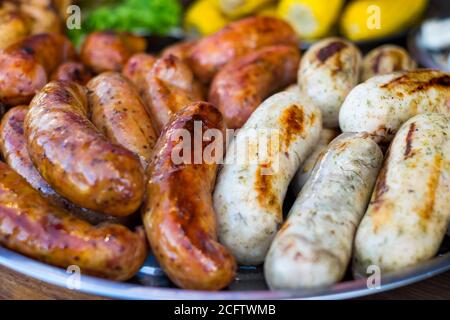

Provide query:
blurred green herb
left=68, top=0, right=182, bottom=47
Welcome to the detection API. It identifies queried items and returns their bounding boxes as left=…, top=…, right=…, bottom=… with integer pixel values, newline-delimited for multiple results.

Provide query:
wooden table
left=1, top=264, right=449, bottom=300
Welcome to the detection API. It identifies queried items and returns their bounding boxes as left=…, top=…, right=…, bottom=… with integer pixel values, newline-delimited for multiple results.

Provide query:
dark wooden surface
left=0, top=264, right=449, bottom=300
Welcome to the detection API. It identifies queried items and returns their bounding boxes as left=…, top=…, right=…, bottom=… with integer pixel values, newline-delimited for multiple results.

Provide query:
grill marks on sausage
left=316, top=41, right=348, bottom=63
left=370, top=148, right=391, bottom=212
left=372, top=50, right=404, bottom=73
left=280, top=104, right=305, bottom=151
left=420, top=154, right=442, bottom=222
left=380, top=71, right=450, bottom=93
left=404, top=122, right=416, bottom=159
left=255, top=164, right=280, bottom=214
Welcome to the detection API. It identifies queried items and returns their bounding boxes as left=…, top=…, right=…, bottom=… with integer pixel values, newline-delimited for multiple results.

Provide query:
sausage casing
left=265, top=133, right=383, bottom=289
left=189, top=16, right=298, bottom=82
left=214, top=91, right=322, bottom=265
left=209, top=45, right=301, bottom=129
left=88, top=72, right=157, bottom=168
left=0, top=161, right=147, bottom=281
left=0, top=33, right=75, bottom=106
left=143, top=102, right=237, bottom=290
left=25, top=80, right=145, bottom=217
left=51, top=61, right=93, bottom=85
left=80, top=31, right=146, bottom=74
left=339, top=70, right=450, bottom=143
left=299, top=37, right=362, bottom=128
left=354, top=113, right=450, bottom=273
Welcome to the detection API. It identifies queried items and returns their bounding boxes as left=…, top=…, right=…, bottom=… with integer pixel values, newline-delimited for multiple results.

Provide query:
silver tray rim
left=1, top=246, right=449, bottom=300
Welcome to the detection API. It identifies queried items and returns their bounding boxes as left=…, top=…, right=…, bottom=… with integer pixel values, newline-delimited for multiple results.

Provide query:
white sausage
left=265, top=133, right=383, bottom=289
left=361, top=44, right=416, bottom=81
left=290, top=128, right=340, bottom=196
left=214, top=91, right=322, bottom=265
left=354, top=113, right=450, bottom=274
left=299, top=37, right=362, bottom=129
left=339, top=69, right=450, bottom=143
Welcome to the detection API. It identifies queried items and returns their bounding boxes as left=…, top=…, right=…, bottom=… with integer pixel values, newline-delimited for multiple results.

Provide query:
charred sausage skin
left=25, top=80, right=145, bottom=217
left=0, top=161, right=147, bottom=281
left=142, top=102, right=237, bottom=290
left=51, top=61, right=93, bottom=85
left=209, top=45, right=300, bottom=129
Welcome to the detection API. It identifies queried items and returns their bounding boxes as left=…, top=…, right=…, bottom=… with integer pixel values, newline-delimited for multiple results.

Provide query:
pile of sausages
left=0, top=15, right=449, bottom=292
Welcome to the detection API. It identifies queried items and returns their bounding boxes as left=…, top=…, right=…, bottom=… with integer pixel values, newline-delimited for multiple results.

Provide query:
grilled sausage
left=339, top=70, right=450, bottom=143
left=87, top=72, right=157, bottom=168
left=51, top=61, right=93, bottom=85
left=354, top=113, right=450, bottom=274
left=0, top=9, right=30, bottom=49
left=0, top=161, right=147, bottom=281
left=161, top=39, right=198, bottom=62
left=265, top=133, right=383, bottom=289
left=189, top=16, right=298, bottom=83
left=143, top=102, right=237, bottom=290
left=361, top=44, right=416, bottom=81
left=299, top=37, right=362, bottom=128
left=214, top=91, right=322, bottom=265
left=145, top=54, right=204, bottom=133
left=0, top=105, right=132, bottom=225
left=122, top=53, right=156, bottom=100
left=209, top=45, right=301, bottom=129
left=80, top=31, right=146, bottom=74
left=25, top=80, right=145, bottom=217
left=0, top=33, right=75, bottom=106
left=290, top=128, right=340, bottom=196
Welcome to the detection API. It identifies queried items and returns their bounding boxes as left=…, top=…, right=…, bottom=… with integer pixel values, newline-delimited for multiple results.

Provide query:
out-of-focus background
left=1, top=0, right=449, bottom=69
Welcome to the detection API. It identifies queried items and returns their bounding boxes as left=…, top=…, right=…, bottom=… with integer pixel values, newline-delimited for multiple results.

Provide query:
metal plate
left=1, top=235, right=449, bottom=300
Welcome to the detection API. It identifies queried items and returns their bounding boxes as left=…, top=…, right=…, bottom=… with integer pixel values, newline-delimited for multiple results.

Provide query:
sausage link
left=80, top=31, right=146, bottom=74
left=87, top=72, right=158, bottom=168
left=265, top=133, right=383, bottom=289
left=0, top=105, right=133, bottom=225
left=299, top=37, right=362, bottom=128
left=143, top=102, right=237, bottom=290
left=361, top=44, right=416, bottom=81
left=161, top=39, right=198, bottom=62
left=214, top=91, right=322, bottom=265
left=25, top=80, right=145, bottom=217
left=0, top=33, right=75, bottom=106
left=188, top=16, right=298, bottom=83
left=354, top=113, right=450, bottom=273
left=51, top=61, right=93, bottom=85
left=144, top=55, right=204, bottom=133
left=0, top=161, right=147, bottom=281
left=339, top=69, right=450, bottom=143
left=209, top=45, right=300, bottom=129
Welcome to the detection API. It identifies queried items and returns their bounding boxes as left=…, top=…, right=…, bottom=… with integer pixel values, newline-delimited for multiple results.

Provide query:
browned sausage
left=142, top=102, right=237, bottom=290
left=122, top=53, right=156, bottom=104
left=80, top=31, right=146, bottom=74
left=25, top=80, right=145, bottom=217
left=0, top=105, right=133, bottom=225
left=161, top=39, right=198, bottom=62
left=188, top=16, right=298, bottom=83
left=51, top=61, right=93, bottom=85
left=87, top=72, right=158, bottom=168
left=145, top=55, right=204, bottom=133
left=209, top=45, right=301, bottom=128
left=0, top=161, right=147, bottom=281
left=0, top=33, right=75, bottom=106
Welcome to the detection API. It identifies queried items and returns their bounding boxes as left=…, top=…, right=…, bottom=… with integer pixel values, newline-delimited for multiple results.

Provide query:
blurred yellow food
left=185, top=0, right=230, bottom=36
left=340, top=0, right=428, bottom=41
left=219, top=0, right=275, bottom=19
left=257, top=5, right=278, bottom=17
left=0, top=9, right=30, bottom=49
left=277, top=0, right=344, bottom=39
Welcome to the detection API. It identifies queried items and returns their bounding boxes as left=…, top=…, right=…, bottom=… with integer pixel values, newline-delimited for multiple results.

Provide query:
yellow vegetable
left=184, top=0, right=230, bottom=36
left=277, top=0, right=344, bottom=39
left=340, top=0, right=428, bottom=41
left=219, top=0, right=275, bottom=18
